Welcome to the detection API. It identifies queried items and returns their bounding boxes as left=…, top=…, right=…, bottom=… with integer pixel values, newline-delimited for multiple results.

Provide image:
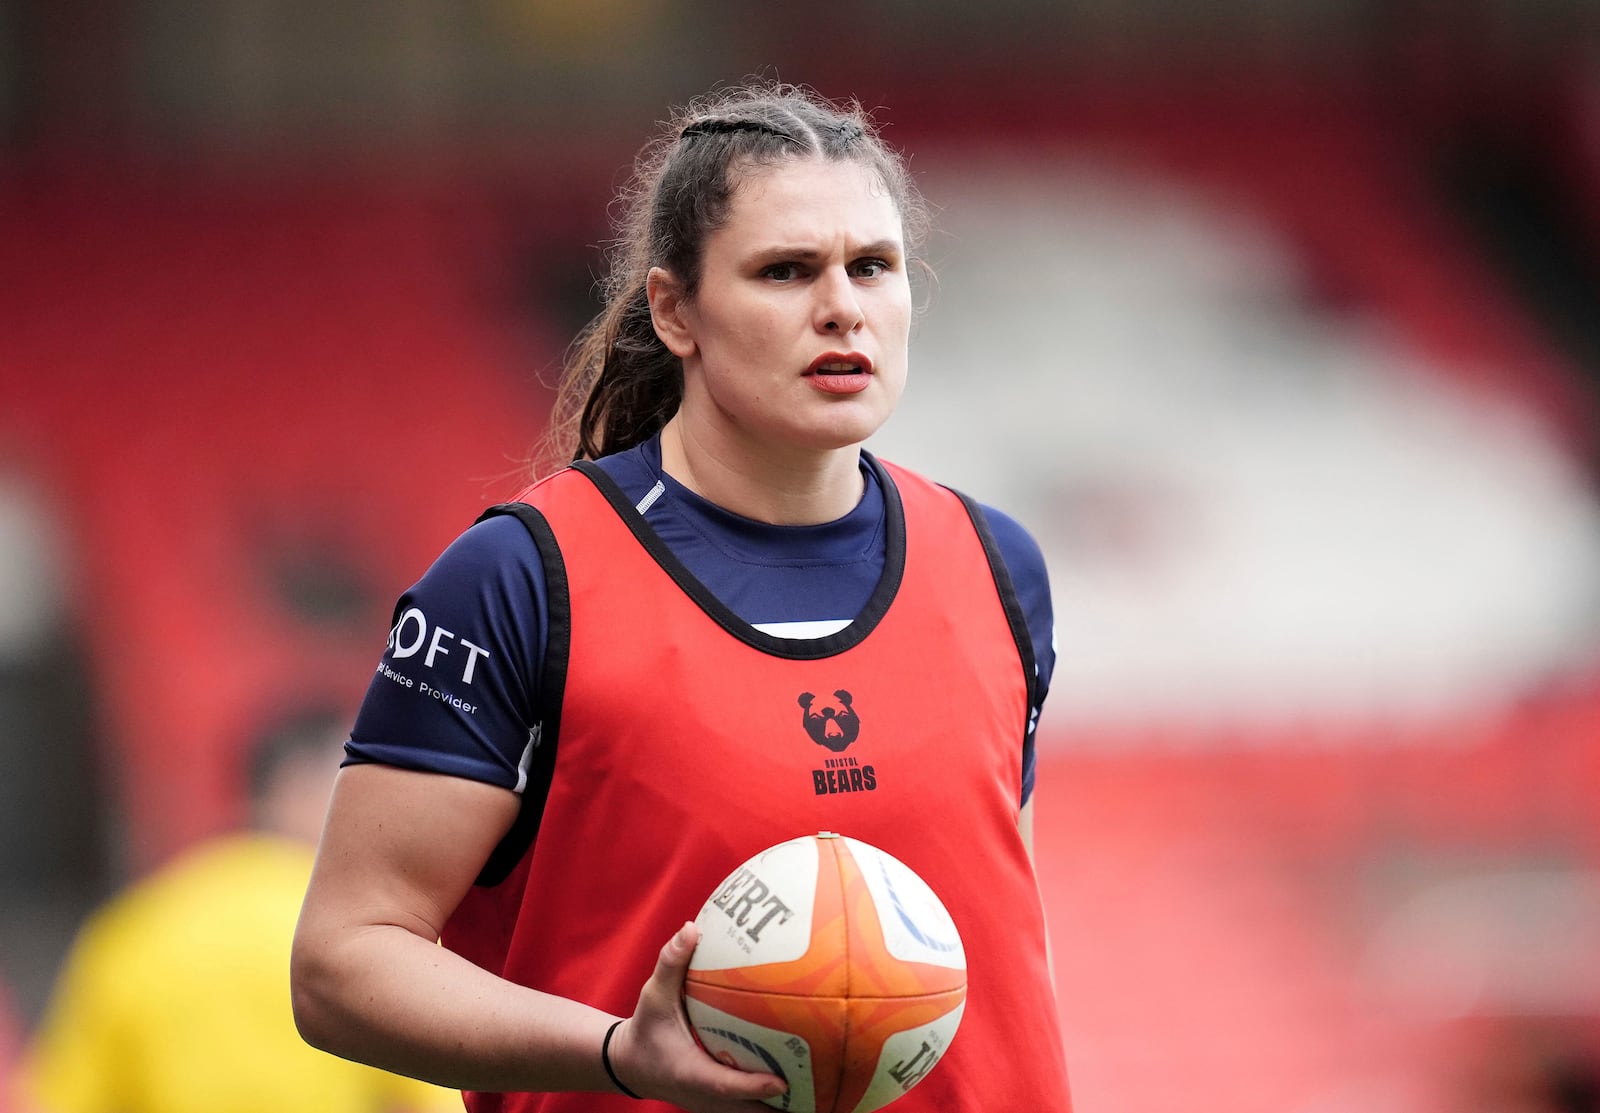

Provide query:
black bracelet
left=601, top=1019, right=642, bottom=1100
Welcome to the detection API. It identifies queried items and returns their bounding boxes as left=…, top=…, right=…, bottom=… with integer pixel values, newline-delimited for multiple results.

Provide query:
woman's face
left=654, top=156, right=912, bottom=461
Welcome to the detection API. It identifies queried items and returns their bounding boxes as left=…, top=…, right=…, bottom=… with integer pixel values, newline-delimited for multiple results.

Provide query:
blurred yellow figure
left=13, top=707, right=460, bottom=1113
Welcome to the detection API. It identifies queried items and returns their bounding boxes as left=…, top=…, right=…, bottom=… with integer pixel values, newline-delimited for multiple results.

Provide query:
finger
left=611, top=1008, right=786, bottom=1111
left=666, top=927, right=789, bottom=1104
left=638, top=921, right=698, bottom=1015
left=636, top=924, right=788, bottom=1107
left=656, top=920, right=698, bottom=978
left=684, top=1060, right=789, bottom=1109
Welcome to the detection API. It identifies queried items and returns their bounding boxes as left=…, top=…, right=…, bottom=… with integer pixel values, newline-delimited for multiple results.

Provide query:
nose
left=814, top=267, right=864, bottom=335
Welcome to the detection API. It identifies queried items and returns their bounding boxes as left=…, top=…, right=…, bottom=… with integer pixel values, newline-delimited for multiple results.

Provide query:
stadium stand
left=0, top=167, right=560, bottom=871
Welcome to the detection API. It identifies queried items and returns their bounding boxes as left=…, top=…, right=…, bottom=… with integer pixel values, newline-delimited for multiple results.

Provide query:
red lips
left=806, top=352, right=873, bottom=376
left=805, top=352, right=874, bottom=395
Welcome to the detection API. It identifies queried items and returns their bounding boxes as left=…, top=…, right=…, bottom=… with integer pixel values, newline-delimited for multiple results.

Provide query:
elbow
left=289, top=931, right=345, bottom=1055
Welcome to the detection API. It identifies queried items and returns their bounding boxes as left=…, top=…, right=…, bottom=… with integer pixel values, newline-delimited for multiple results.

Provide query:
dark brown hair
left=539, top=80, right=931, bottom=471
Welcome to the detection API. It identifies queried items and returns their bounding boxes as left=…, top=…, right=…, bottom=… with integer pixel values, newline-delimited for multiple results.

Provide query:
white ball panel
left=691, top=835, right=819, bottom=971
left=851, top=1001, right=966, bottom=1113
left=683, top=997, right=817, bottom=1113
left=844, top=838, right=965, bottom=970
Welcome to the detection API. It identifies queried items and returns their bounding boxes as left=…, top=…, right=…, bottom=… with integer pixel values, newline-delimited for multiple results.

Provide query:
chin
left=814, top=394, right=899, bottom=447
left=797, top=412, right=893, bottom=453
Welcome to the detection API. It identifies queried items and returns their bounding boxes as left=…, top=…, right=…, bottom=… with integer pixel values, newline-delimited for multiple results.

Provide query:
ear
left=646, top=266, right=697, bottom=359
left=834, top=689, right=853, bottom=707
left=798, top=692, right=815, bottom=710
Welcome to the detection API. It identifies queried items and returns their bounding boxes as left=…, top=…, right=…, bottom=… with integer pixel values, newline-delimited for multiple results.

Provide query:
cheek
left=877, top=289, right=913, bottom=350
left=878, top=312, right=912, bottom=385
left=879, top=368, right=908, bottom=413
left=700, top=301, right=784, bottom=362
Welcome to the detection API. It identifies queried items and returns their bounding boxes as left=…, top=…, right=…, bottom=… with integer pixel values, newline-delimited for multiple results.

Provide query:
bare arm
left=290, top=763, right=783, bottom=1110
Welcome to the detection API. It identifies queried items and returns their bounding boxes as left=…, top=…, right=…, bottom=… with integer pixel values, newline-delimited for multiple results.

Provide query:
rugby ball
left=684, top=832, right=966, bottom=1113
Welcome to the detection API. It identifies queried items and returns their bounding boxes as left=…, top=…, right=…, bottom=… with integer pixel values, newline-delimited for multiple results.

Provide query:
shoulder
left=424, top=512, right=544, bottom=579
left=872, top=455, right=1050, bottom=587
left=970, top=502, right=1053, bottom=648
left=386, top=511, right=548, bottom=692
left=972, top=502, right=1048, bottom=582
left=395, top=513, right=549, bottom=625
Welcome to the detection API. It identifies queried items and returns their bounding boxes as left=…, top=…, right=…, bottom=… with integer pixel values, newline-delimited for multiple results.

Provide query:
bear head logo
left=798, top=690, right=860, bottom=753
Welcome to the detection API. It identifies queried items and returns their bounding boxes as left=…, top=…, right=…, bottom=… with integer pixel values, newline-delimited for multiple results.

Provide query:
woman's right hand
left=606, top=922, right=788, bottom=1112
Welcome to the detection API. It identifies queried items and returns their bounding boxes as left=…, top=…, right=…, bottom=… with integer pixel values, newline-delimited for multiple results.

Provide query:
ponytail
left=570, top=285, right=682, bottom=462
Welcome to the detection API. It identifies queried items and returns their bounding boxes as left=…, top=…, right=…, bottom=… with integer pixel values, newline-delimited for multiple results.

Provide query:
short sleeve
left=347, top=514, right=546, bottom=793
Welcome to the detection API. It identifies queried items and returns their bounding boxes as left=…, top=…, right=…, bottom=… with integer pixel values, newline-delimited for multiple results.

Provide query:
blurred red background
left=2, top=4, right=1599, bottom=1111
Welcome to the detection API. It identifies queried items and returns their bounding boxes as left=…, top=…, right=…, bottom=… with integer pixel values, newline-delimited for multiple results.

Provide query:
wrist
left=601, top=1019, right=642, bottom=1100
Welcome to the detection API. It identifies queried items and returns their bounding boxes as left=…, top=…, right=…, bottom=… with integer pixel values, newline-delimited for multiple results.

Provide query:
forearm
left=290, top=766, right=623, bottom=1093
left=294, top=767, right=782, bottom=1110
left=292, top=920, right=618, bottom=1094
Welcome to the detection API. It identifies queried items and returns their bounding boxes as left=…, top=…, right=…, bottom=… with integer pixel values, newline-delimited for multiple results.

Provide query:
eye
left=851, top=258, right=893, bottom=279
left=761, top=262, right=802, bottom=282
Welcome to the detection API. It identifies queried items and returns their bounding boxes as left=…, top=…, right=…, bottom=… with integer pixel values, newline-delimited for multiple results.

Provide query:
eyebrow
left=751, top=239, right=904, bottom=263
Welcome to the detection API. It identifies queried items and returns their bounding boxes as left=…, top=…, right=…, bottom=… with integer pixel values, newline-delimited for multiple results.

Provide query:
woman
left=291, top=81, right=1072, bottom=1113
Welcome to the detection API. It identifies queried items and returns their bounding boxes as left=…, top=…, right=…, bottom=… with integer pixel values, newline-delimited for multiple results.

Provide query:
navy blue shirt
left=350, top=436, right=1055, bottom=804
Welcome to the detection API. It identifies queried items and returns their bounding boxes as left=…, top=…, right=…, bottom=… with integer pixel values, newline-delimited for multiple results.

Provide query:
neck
left=658, top=419, right=865, bottom=525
